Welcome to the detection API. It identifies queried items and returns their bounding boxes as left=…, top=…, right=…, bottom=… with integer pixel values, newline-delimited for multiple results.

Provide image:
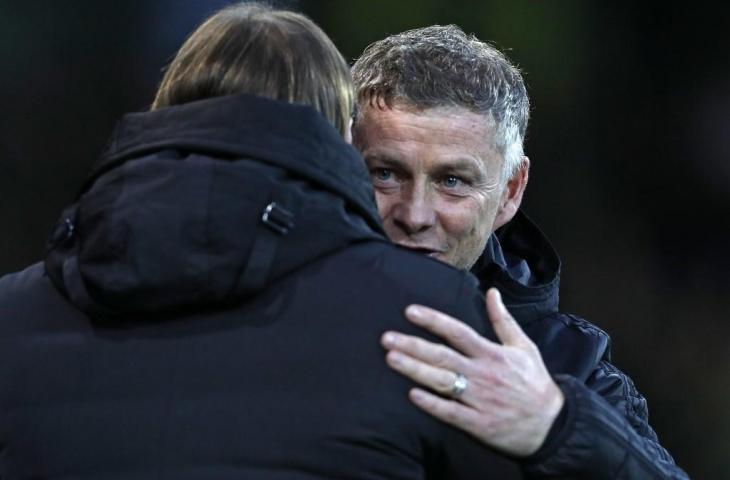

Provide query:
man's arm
left=381, top=288, right=688, bottom=479
left=520, top=370, right=685, bottom=479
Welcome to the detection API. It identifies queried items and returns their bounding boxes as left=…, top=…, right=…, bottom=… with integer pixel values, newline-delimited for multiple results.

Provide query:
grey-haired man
left=352, top=25, right=687, bottom=479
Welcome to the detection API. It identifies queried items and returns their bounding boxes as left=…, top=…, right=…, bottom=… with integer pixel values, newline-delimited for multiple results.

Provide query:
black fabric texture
left=472, top=212, right=688, bottom=479
left=0, top=94, right=521, bottom=479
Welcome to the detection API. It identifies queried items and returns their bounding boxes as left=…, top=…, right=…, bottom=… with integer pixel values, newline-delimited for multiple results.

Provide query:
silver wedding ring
left=451, top=372, right=468, bottom=398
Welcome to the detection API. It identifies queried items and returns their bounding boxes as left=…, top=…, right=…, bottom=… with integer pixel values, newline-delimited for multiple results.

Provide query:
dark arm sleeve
left=521, top=369, right=689, bottom=479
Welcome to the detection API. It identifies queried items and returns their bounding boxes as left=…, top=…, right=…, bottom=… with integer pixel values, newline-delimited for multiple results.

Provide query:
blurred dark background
left=1, top=1, right=728, bottom=476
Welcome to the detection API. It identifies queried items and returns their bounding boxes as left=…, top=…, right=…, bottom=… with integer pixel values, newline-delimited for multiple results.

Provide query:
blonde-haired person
left=151, top=3, right=353, bottom=138
left=0, top=3, right=520, bottom=478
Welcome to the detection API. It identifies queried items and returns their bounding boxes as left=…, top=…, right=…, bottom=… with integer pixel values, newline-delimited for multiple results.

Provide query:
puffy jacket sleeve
left=520, top=367, right=689, bottom=479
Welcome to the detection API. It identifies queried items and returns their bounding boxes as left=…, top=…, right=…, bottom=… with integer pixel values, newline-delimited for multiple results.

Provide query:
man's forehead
left=359, top=103, right=494, bottom=135
left=356, top=103, right=499, bottom=157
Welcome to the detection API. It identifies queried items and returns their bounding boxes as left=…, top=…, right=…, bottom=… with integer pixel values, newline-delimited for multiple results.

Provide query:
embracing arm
left=522, top=370, right=687, bottom=479
left=381, top=289, right=688, bottom=479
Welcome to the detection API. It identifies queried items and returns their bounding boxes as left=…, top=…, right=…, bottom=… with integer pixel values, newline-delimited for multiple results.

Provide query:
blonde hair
left=152, top=2, right=353, bottom=137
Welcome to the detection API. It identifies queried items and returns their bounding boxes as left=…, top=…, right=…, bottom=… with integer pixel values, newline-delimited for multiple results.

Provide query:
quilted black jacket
left=0, top=94, right=522, bottom=479
left=473, top=212, right=689, bottom=479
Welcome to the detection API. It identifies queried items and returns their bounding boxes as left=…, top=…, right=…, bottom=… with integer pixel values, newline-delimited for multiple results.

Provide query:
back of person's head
left=351, top=25, right=529, bottom=180
left=151, top=2, right=353, bottom=138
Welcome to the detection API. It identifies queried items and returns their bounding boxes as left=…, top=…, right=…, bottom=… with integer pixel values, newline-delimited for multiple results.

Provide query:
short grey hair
left=352, top=25, right=529, bottom=181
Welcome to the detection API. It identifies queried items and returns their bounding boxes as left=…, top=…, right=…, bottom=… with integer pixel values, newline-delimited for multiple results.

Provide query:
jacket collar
left=471, top=211, right=561, bottom=323
left=86, top=93, right=383, bottom=234
left=46, top=94, right=386, bottom=319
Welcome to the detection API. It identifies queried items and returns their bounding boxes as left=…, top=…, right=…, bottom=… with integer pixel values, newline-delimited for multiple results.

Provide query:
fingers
left=384, top=349, right=464, bottom=398
left=485, top=288, right=532, bottom=349
left=381, top=331, right=469, bottom=373
left=408, top=388, right=482, bottom=437
left=404, top=304, right=487, bottom=357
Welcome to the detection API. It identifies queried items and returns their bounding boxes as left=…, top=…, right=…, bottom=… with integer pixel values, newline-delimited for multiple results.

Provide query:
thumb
left=486, top=288, right=527, bottom=347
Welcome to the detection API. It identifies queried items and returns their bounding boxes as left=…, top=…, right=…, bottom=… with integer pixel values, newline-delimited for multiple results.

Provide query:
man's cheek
left=441, top=208, right=477, bottom=239
left=447, top=213, right=488, bottom=267
left=373, top=191, right=390, bottom=218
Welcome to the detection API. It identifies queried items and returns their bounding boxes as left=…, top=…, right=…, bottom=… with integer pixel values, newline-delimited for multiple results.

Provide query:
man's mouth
left=397, top=243, right=444, bottom=257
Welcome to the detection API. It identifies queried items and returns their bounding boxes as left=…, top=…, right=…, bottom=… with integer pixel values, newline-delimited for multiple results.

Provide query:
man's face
left=353, top=104, right=507, bottom=270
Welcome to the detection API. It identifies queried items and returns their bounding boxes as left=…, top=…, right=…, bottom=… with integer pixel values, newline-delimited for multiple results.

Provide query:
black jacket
left=0, top=95, right=521, bottom=479
left=474, top=212, right=689, bottom=479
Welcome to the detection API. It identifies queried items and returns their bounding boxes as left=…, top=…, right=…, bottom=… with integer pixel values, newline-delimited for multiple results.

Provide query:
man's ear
left=493, top=156, right=530, bottom=230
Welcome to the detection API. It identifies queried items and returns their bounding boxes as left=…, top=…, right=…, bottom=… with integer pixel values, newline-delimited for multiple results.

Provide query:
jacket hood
left=471, top=211, right=561, bottom=323
left=45, top=94, right=386, bottom=320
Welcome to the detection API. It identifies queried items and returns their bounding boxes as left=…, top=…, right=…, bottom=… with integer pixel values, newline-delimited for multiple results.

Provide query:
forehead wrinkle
left=367, top=120, right=495, bottom=164
left=401, top=104, right=496, bottom=138
left=398, top=107, right=498, bottom=159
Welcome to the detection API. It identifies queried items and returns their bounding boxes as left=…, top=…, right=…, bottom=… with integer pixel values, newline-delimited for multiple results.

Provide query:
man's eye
left=373, top=168, right=393, bottom=181
left=441, top=175, right=463, bottom=188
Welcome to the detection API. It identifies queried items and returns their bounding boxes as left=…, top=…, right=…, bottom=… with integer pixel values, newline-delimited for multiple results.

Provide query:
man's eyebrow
left=431, top=158, right=485, bottom=179
left=362, top=154, right=405, bottom=168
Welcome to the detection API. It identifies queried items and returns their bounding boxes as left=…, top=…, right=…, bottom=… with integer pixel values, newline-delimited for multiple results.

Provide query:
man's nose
left=392, top=184, right=437, bottom=235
